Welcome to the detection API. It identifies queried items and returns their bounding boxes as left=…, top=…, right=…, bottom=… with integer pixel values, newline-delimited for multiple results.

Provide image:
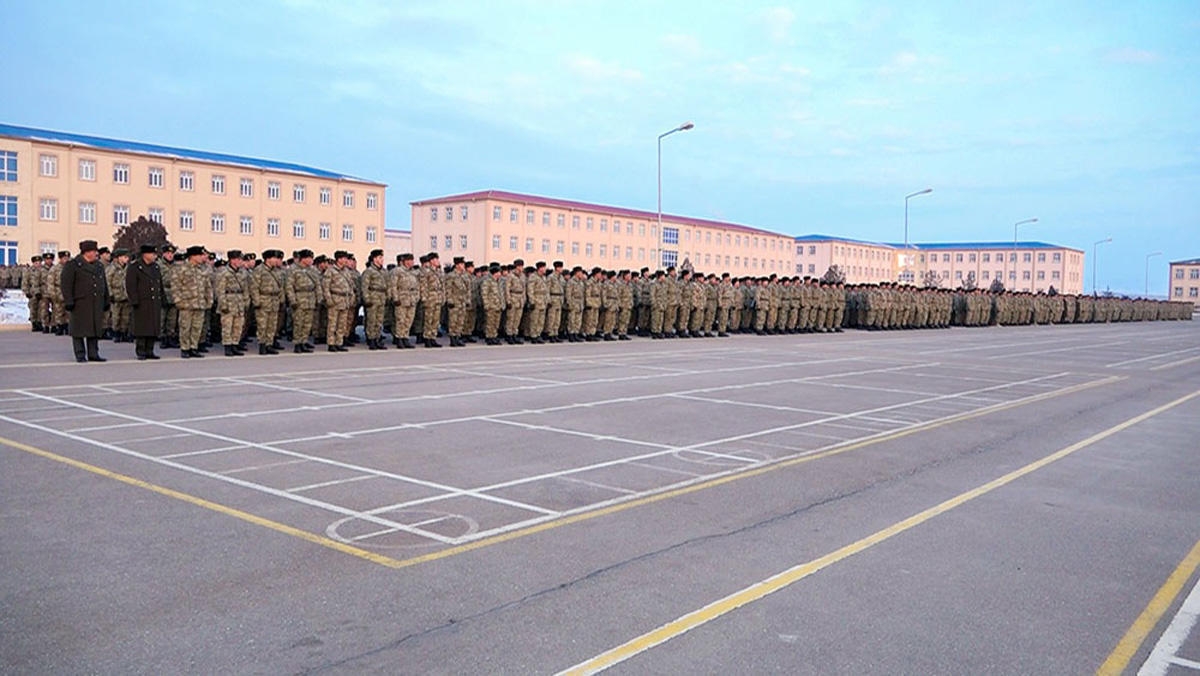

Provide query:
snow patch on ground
left=1, top=290, right=30, bottom=325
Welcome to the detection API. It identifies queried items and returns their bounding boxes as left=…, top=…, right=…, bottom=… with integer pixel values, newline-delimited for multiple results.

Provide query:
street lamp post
left=903, top=188, right=932, bottom=281
left=1093, top=237, right=1112, bottom=294
left=1013, top=218, right=1037, bottom=290
left=1145, top=251, right=1162, bottom=297
left=657, top=122, right=694, bottom=266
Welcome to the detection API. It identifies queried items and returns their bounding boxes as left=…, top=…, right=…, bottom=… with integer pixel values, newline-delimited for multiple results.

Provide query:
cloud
left=762, top=6, right=796, bottom=44
left=1103, top=47, right=1162, bottom=64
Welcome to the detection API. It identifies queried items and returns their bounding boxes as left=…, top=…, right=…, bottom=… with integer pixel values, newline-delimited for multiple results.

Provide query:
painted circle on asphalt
left=326, top=508, right=478, bottom=549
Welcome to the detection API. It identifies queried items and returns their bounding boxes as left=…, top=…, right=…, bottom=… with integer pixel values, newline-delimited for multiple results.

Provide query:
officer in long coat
left=125, top=244, right=164, bottom=360
left=61, top=239, right=109, bottom=363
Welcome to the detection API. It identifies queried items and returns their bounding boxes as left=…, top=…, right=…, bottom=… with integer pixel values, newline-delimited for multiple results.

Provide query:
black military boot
left=259, top=344, right=270, bottom=355
left=226, top=345, right=239, bottom=356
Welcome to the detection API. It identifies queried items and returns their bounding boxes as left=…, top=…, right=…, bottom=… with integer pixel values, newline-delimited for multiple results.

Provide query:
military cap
left=513, top=258, right=525, bottom=266
left=227, top=249, right=244, bottom=260
left=453, top=256, right=464, bottom=265
left=297, top=249, right=314, bottom=259
left=185, top=245, right=206, bottom=257
left=213, top=260, right=227, bottom=268
left=260, top=249, right=278, bottom=260
left=640, top=267, right=650, bottom=273
left=666, top=265, right=676, bottom=272
left=138, top=244, right=157, bottom=255
left=535, top=261, right=546, bottom=268
left=160, top=244, right=177, bottom=254
left=314, top=254, right=328, bottom=264
left=335, top=250, right=349, bottom=260
left=207, top=251, right=216, bottom=260
left=112, top=248, right=130, bottom=257
left=722, top=272, right=730, bottom=278
left=553, top=260, right=564, bottom=268
left=524, top=265, right=535, bottom=274
left=591, top=266, right=603, bottom=274
left=97, top=246, right=110, bottom=255
left=41, top=252, right=54, bottom=260
left=571, top=266, right=583, bottom=274
left=370, top=249, right=384, bottom=259
left=425, top=251, right=439, bottom=260
left=444, top=264, right=454, bottom=273
left=399, top=252, right=414, bottom=261
left=244, top=252, right=256, bottom=260
left=30, top=255, right=41, bottom=263
left=488, top=264, right=501, bottom=273
left=59, top=249, right=73, bottom=258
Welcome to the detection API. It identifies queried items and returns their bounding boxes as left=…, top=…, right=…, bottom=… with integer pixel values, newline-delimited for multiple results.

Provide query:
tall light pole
left=1093, top=237, right=1112, bottom=294
left=903, top=188, right=932, bottom=281
left=1013, top=218, right=1037, bottom=290
left=1145, top=251, right=1162, bottom=297
left=657, top=122, right=694, bottom=266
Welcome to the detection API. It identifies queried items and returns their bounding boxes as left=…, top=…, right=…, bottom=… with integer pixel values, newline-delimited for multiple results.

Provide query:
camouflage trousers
left=27, top=295, right=39, bottom=325
left=179, top=308, right=206, bottom=351
left=650, top=305, right=666, bottom=334
left=159, top=304, right=178, bottom=340
left=688, top=305, right=705, bottom=333
left=392, top=304, right=415, bottom=338
left=292, top=306, right=314, bottom=344
left=220, top=310, right=245, bottom=346
left=256, top=302, right=281, bottom=344
left=420, top=301, right=442, bottom=341
left=504, top=304, right=523, bottom=337
left=566, top=307, right=583, bottom=334
left=526, top=304, right=546, bottom=337
left=600, top=307, right=617, bottom=335
left=582, top=307, right=600, bottom=335
left=110, top=301, right=131, bottom=333
left=484, top=309, right=501, bottom=339
left=544, top=301, right=563, bottom=337
left=447, top=303, right=468, bottom=337
left=326, top=305, right=348, bottom=346
left=341, top=305, right=356, bottom=342
left=364, top=302, right=386, bottom=340
left=676, top=306, right=691, bottom=333
left=715, top=306, right=730, bottom=333
left=616, top=307, right=631, bottom=336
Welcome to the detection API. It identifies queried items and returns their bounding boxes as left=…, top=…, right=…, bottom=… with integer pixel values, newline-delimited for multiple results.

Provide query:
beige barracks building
left=0, top=123, right=386, bottom=263
left=410, top=190, right=796, bottom=274
left=795, top=235, right=1085, bottom=294
left=1170, top=258, right=1200, bottom=302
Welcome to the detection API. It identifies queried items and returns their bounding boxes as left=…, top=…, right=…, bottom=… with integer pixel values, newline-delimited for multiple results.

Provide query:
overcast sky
left=5, top=0, right=1198, bottom=294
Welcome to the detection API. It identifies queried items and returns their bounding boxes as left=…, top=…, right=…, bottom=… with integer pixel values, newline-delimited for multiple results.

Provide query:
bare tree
left=821, top=265, right=846, bottom=284
left=114, top=216, right=173, bottom=252
left=988, top=277, right=1006, bottom=293
left=962, top=271, right=977, bottom=291
left=922, top=270, right=942, bottom=289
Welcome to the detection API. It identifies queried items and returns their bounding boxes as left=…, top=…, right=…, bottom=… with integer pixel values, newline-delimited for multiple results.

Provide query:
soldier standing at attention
left=525, top=262, right=550, bottom=343
left=616, top=270, right=634, bottom=340
left=125, top=244, right=164, bottom=360
left=21, top=255, right=44, bottom=332
left=565, top=266, right=586, bottom=342
left=322, top=251, right=353, bottom=351
left=156, top=245, right=179, bottom=348
left=215, top=250, right=247, bottom=357
left=544, top=261, right=566, bottom=343
left=361, top=249, right=390, bottom=350
left=582, top=267, right=603, bottom=341
left=504, top=259, right=527, bottom=344
left=61, top=240, right=109, bottom=363
left=481, top=264, right=504, bottom=345
left=598, top=269, right=620, bottom=340
left=175, top=246, right=213, bottom=358
left=418, top=252, right=445, bottom=347
left=389, top=253, right=419, bottom=348
left=443, top=256, right=470, bottom=347
left=106, top=249, right=132, bottom=342
left=250, top=250, right=284, bottom=354
left=286, top=250, right=318, bottom=353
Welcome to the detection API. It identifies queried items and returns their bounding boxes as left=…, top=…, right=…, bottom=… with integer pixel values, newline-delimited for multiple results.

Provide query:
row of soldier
left=11, top=248, right=1194, bottom=360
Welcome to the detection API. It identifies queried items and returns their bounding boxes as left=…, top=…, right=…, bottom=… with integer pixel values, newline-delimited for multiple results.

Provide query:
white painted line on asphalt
left=65, top=421, right=150, bottom=433
left=1138, top=576, right=1200, bottom=676
left=220, top=458, right=310, bottom=475
left=417, top=365, right=566, bottom=385
left=561, top=475, right=637, bottom=495
left=158, top=445, right=249, bottom=459
left=983, top=339, right=1135, bottom=360
left=1151, top=354, right=1200, bottom=371
left=121, top=432, right=195, bottom=444
left=1108, top=346, right=1200, bottom=368
left=628, top=461, right=703, bottom=477
left=287, top=474, right=378, bottom=493
left=23, top=412, right=108, bottom=423
left=223, top=376, right=374, bottom=403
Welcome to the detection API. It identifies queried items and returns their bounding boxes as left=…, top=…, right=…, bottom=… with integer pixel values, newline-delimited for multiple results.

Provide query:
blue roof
left=794, top=234, right=895, bottom=247
left=1171, top=258, right=1200, bottom=265
left=894, top=241, right=1077, bottom=251
left=0, top=122, right=379, bottom=183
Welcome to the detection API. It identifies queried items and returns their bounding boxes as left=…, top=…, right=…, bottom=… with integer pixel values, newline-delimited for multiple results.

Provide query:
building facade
left=794, top=235, right=898, bottom=283
left=1169, top=258, right=1200, bottom=301
left=410, top=190, right=796, bottom=274
left=0, top=123, right=386, bottom=262
left=384, top=228, right=412, bottom=262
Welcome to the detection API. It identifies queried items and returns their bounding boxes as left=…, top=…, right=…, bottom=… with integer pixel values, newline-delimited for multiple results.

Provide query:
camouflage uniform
left=361, top=261, right=390, bottom=347
left=175, top=259, right=214, bottom=355
left=214, top=262, right=246, bottom=353
left=389, top=262, right=419, bottom=347
left=286, top=261, right=319, bottom=350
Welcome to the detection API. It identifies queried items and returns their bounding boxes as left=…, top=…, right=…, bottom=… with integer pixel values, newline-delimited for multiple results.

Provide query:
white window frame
left=341, top=224, right=353, bottom=242
left=148, top=208, right=164, bottom=225
left=293, top=220, right=305, bottom=239
left=180, top=170, right=194, bottom=191
left=366, top=192, right=378, bottom=210
left=293, top=184, right=306, bottom=203
left=179, top=211, right=195, bottom=231
left=239, top=178, right=253, bottom=198
left=320, top=187, right=332, bottom=206
left=211, top=174, right=225, bottom=195
left=267, top=181, right=280, bottom=200
left=114, top=204, right=130, bottom=226
left=79, top=201, right=96, bottom=224
left=319, top=222, right=331, bottom=240
left=492, top=235, right=501, bottom=250
left=267, top=218, right=280, bottom=237
left=113, top=163, right=130, bottom=184
left=211, top=213, right=225, bottom=233
left=148, top=167, right=164, bottom=188
left=366, top=226, right=377, bottom=244
left=38, top=198, right=58, bottom=222
left=39, top=154, right=58, bottom=177
left=239, top=216, right=253, bottom=235
left=459, top=235, right=468, bottom=249
left=78, top=159, right=96, bottom=182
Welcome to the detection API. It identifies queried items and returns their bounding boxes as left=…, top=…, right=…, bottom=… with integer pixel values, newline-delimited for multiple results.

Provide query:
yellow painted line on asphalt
left=0, top=435, right=407, bottom=569
left=559, top=387, right=1200, bottom=675
left=0, top=374, right=1122, bottom=572
left=1097, top=537, right=1200, bottom=675
left=1150, top=354, right=1200, bottom=371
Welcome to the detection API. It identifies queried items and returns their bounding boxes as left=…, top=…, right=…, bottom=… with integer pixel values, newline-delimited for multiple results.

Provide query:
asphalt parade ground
left=2, top=320, right=1200, bottom=674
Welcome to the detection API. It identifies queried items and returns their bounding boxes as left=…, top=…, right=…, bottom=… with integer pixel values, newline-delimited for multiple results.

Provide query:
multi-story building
left=0, top=123, right=386, bottom=262
left=410, top=190, right=796, bottom=274
left=793, top=236, right=1085, bottom=294
left=384, top=228, right=412, bottom=262
left=1169, top=258, right=1200, bottom=302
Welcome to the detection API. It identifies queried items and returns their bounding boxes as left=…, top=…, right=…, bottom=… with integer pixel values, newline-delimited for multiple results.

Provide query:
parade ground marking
left=558, top=387, right=1200, bottom=676
left=1097, top=537, right=1200, bottom=676
left=0, top=372, right=1122, bottom=571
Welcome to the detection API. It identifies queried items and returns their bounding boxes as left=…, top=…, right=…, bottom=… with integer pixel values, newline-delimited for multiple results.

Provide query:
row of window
left=1172, top=287, right=1199, bottom=298
left=2, top=151, right=378, bottom=208
left=798, top=243, right=1069, bottom=266
left=1173, top=268, right=1200, bottom=279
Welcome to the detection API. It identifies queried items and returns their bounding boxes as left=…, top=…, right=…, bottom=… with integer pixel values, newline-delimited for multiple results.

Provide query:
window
left=577, top=216, right=585, bottom=229
left=319, top=222, right=331, bottom=240
left=558, top=214, right=566, bottom=227
left=508, top=207, right=518, bottom=222
left=1174, top=287, right=1183, bottom=297
left=344, top=190, right=355, bottom=208
left=0, top=151, right=17, bottom=181
left=808, top=245, right=816, bottom=255
left=493, top=206, right=502, bottom=220
left=460, top=206, right=468, bottom=220
left=1023, top=270, right=1031, bottom=280
left=1191, top=288, right=1199, bottom=298
left=267, top=219, right=279, bottom=237
left=1037, top=271, right=1045, bottom=280
left=982, top=271, right=990, bottom=280
left=239, top=178, right=253, bottom=197
left=179, top=211, right=195, bottom=231
left=968, top=253, right=976, bottom=262
left=599, top=245, right=606, bottom=258
left=1175, top=269, right=1184, bottom=279
left=240, top=216, right=253, bottom=235
left=995, top=270, right=1002, bottom=280
left=293, top=220, right=305, bottom=238
left=342, top=224, right=354, bottom=241
left=492, top=235, right=501, bottom=249
left=982, top=253, right=990, bottom=263
left=663, top=227, right=679, bottom=245
left=366, top=226, right=377, bottom=244
left=268, top=181, right=280, bottom=200
left=211, top=175, right=225, bottom=194
left=600, top=218, right=608, bottom=232
left=1051, top=270, right=1060, bottom=280
left=0, top=239, right=15, bottom=265
left=662, top=250, right=678, bottom=267
left=430, top=236, right=439, bottom=250
left=638, top=223, right=646, bottom=236
left=570, top=242, right=580, bottom=255
left=1037, top=252, right=1046, bottom=263
left=78, top=159, right=95, bottom=181
left=79, top=201, right=96, bottom=224
left=955, top=253, right=964, bottom=262
left=430, top=207, right=438, bottom=221
left=941, top=253, right=950, bottom=262
left=626, top=222, right=634, bottom=235
left=114, top=205, right=130, bottom=226
left=0, top=196, right=15, bottom=226
left=445, top=235, right=452, bottom=250
left=526, top=209, right=535, bottom=224
left=39, top=198, right=58, bottom=221
left=148, top=167, right=164, bottom=188
left=459, top=235, right=468, bottom=249
left=556, top=241, right=565, bottom=254
left=1052, top=252, right=1061, bottom=263
left=525, top=237, right=534, bottom=252
left=808, top=264, right=816, bottom=274
left=583, top=243, right=592, bottom=257
left=1009, top=271, right=1016, bottom=280
left=293, top=184, right=306, bottom=202
left=211, top=213, right=225, bottom=233
left=148, top=208, right=164, bottom=225
left=319, top=187, right=332, bottom=206
left=509, top=236, right=518, bottom=251
left=445, top=206, right=453, bottom=221
left=39, top=154, right=58, bottom=177
left=1023, top=252, right=1032, bottom=263
left=366, top=193, right=378, bottom=210
left=113, top=163, right=130, bottom=184
left=1192, top=270, right=1200, bottom=280
left=543, top=212, right=550, bottom=226
left=796, top=245, right=803, bottom=256
left=541, top=238, right=550, bottom=253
